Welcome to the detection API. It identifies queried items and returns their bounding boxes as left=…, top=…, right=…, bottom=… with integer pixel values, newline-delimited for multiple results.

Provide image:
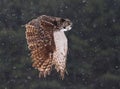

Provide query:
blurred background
left=0, top=0, right=120, bottom=89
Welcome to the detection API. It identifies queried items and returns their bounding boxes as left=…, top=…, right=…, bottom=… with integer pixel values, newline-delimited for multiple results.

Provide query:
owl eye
left=61, top=19, right=65, bottom=22
left=63, top=27, right=66, bottom=29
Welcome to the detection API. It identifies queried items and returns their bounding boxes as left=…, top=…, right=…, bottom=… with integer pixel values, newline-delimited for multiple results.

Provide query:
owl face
left=37, top=15, right=72, bottom=32
left=59, top=19, right=72, bottom=32
left=53, top=18, right=72, bottom=32
left=60, top=19, right=72, bottom=32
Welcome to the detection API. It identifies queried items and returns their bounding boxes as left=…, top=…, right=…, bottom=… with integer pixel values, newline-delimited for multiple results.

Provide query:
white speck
left=82, top=0, right=87, bottom=3
left=82, top=78, right=85, bottom=81
left=89, top=38, right=93, bottom=42
left=100, top=83, right=103, bottom=87
left=13, top=66, right=16, bottom=69
left=93, top=23, right=97, bottom=28
left=27, top=76, right=31, bottom=79
left=115, top=65, right=119, bottom=69
left=104, top=23, right=107, bottom=26
left=1, top=43, right=4, bottom=46
left=24, top=79, right=28, bottom=83
left=65, top=6, right=68, bottom=9
left=60, top=9, right=63, bottom=12
left=112, top=19, right=116, bottom=23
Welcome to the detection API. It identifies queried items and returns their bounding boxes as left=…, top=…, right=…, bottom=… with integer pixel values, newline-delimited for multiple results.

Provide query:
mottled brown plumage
left=25, top=15, right=72, bottom=79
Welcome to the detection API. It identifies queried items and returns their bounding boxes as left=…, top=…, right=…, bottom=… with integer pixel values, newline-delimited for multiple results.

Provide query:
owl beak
left=66, top=26, right=72, bottom=31
left=60, top=26, right=72, bottom=32
left=60, top=28, right=68, bottom=32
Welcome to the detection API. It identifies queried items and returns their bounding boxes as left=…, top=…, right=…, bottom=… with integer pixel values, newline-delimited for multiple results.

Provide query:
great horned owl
left=25, top=15, right=72, bottom=79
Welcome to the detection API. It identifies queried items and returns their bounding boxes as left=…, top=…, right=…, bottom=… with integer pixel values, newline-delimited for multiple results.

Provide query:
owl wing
left=25, top=18, right=55, bottom=77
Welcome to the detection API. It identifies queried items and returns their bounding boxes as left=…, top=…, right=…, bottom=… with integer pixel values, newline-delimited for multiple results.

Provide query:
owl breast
left=53, top=31, right=68, bottom=78
left=53, top=31, right=67, bottom=54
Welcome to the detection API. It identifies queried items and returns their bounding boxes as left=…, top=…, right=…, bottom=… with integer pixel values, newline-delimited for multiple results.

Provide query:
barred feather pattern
left=25, top=19, right=55, bottom=77
left=25, top=15, right=72, bottom=79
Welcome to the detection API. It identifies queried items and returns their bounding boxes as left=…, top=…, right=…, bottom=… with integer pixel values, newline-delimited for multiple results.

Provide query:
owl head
left=39, top=15, right=72, bottom=32
left=55, top=18, right=72, bottom=32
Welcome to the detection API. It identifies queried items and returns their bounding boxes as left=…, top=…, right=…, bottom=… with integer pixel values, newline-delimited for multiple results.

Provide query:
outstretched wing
left=25, top=17, right=55, bottom=77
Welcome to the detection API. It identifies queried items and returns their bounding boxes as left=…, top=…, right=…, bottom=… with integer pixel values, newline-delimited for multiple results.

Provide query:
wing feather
left=25, top=15, right=72, bottom=79
left=25, top=18, right=55, bottom=77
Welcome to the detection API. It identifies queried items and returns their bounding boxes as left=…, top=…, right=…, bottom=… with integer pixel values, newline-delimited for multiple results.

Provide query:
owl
left=25, top=15, right=72, bottom=79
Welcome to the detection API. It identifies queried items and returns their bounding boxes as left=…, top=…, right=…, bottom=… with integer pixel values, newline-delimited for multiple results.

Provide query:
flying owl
left=25, top=15, right=72, bottom=79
